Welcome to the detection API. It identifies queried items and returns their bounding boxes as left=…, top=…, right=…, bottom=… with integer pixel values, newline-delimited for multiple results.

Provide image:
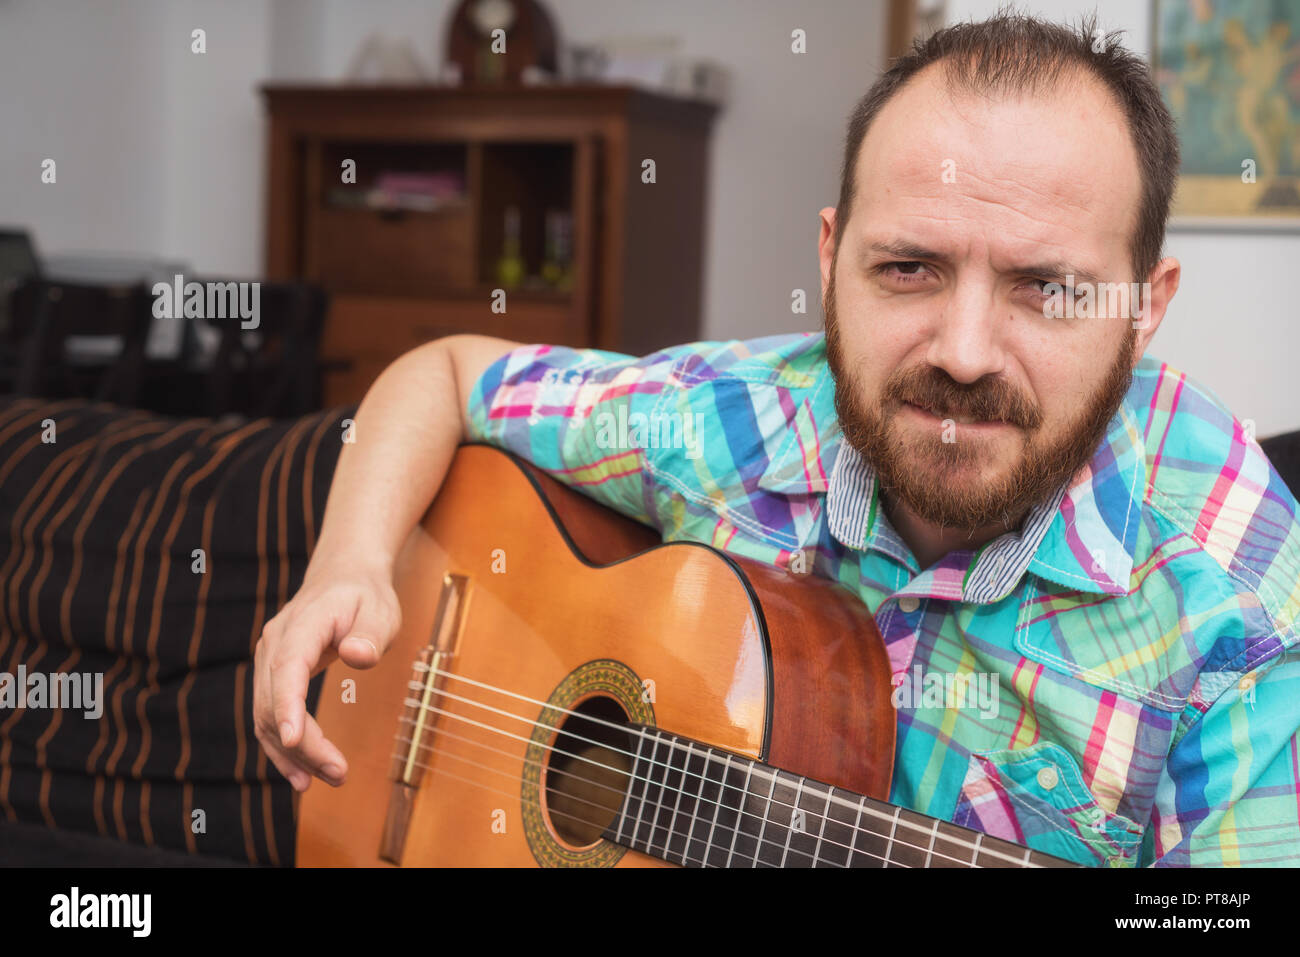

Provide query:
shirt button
left=898, top=596, right=920, bottom=613
left=1036, top=766, right=1059, bottom=791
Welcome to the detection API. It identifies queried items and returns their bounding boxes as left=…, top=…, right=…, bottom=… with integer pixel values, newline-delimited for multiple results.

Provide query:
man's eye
left=1027, top=279, right=1074, bottom=298
left=880, top=262, right=930, bottom=281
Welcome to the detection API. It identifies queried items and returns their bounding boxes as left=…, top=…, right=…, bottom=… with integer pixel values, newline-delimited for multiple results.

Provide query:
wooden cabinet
left=260, top=84, right=718, bottom=406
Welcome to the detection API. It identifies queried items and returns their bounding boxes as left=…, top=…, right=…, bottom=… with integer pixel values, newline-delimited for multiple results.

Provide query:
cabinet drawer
left=321, top=294, right=589, bottom=361
left=312, top=206, right=474, bottom=294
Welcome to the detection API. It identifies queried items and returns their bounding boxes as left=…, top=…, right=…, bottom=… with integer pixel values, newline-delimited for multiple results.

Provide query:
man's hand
left=253, top=555, right=401, bottom=791
left=251, top=333, right=519, bottom=792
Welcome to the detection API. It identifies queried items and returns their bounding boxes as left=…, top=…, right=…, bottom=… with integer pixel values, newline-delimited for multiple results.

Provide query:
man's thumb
left=336, top=596, right=397, bottom=668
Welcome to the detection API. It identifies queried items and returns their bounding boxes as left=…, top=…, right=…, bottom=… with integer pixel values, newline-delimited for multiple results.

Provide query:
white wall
left=943, top=0, right=1300, bottom=435
left=0, top=0, right=271, bottom=276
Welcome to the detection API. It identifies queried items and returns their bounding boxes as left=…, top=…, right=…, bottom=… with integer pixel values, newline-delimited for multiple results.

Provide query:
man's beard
left=823, top=266, right=1136, bottom=533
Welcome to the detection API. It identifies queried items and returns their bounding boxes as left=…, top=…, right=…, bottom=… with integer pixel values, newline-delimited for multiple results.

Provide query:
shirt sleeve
left=1147, top=650, right=1300, bottom=866
left=463, top=341, right=724, bottom=529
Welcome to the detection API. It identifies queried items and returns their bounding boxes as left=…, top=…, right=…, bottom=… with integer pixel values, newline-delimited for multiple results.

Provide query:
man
left=253, top=14, right=1300, bottom=867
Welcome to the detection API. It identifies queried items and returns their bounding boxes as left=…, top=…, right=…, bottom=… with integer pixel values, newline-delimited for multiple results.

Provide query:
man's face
left=821, top=66, right=1149, bottom=532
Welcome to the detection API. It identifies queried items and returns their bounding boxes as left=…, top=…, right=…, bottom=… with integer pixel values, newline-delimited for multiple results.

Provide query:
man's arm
left=1147, top=650, right=1300, bottom=865
left=252, top=334, right=520, bottom=792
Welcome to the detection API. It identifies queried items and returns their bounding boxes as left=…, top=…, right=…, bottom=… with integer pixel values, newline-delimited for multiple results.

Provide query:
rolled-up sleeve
left=464, top=341, right=718, bottom=527
left=1149, top=652, right=1300, bottom=866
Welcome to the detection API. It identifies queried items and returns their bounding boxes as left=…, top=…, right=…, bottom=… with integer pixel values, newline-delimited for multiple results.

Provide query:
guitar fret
left=848, top=796, right=866, bottom=864
left=810, top=784, right=831, bottom=867
left=703, top=752, right=730, bottom=866
left=683, top=745, right=713, bottom=867
left=923, top=819, right=938, bottom=868
left=663, top=738, right=691, bottom=864
left=650, top=734, right=684, bottom=858
left=779, top=777, right=805, bottom=867
left=615, top=729, right=651, bottom=846
left=631, top=732, right=663, bottom=854
left=750, top=767, right=779, bottom=868
left=816, top=785, right=857, bottom=868
left=671, top=739, right=708, bottom=866
left=783, top=777, right=826, bottom=867
left=724, top=762, right=755, bottom=867
left=601, top=730, right=1079, bottom=869
left=882, top=804, right=900, bottom=867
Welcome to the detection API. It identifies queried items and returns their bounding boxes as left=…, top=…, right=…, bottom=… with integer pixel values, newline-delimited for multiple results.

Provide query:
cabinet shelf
left=262, top=83, right=718, bottom=406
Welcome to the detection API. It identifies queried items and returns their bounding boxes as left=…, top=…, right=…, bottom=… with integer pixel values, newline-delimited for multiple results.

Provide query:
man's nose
left=925, top=283, right=1007, bottom=384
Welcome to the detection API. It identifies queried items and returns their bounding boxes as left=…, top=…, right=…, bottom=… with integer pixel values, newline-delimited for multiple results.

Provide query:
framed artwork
left=1152, top=0, right=1300, bottom=229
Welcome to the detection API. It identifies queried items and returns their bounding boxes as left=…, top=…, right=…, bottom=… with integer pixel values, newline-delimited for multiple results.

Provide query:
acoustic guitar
left=296, top=443, right=1076, bottom=868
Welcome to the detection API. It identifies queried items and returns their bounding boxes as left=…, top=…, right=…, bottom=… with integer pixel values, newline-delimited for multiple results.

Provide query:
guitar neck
left=602, top=725, right=1078, bottom=868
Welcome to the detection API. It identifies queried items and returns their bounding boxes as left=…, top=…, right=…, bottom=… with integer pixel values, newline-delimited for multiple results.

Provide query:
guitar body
left=297, top=443, right=896, bottom=867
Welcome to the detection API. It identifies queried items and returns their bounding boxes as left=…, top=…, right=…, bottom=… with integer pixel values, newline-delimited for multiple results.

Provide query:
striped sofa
left=0, top=397, right=354, bottom=865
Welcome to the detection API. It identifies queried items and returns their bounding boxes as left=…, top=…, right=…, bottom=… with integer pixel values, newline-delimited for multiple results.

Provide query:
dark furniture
left=0, top=228, right=43, bottom=338
left=260, top=83, right=719, bottom=406
left=1261, top=430, right=1300, bottom=500
left=8, top=278, right=154, bottom=406
left=188, top=278, right=330, bottom=419
left=4, top=274, right=331, bottom=420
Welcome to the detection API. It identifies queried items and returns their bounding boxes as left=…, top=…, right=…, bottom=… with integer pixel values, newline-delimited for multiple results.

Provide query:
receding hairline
left=841, top=58, right=1144, bottom=273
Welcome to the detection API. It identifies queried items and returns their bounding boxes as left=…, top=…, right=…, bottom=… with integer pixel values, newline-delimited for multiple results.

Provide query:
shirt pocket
left=952, top=741, right=1145, bottom=868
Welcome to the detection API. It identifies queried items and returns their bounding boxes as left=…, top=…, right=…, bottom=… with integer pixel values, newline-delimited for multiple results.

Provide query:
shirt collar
left=758, top=360, right=1147, bottom=598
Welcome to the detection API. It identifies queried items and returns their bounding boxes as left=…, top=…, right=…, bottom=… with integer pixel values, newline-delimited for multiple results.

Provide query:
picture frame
left=1151, top=0, right=1300, bottom=231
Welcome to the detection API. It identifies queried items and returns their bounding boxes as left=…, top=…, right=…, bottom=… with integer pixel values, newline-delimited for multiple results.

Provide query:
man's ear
left=1132, top=256, right=1180, bottom=361
left=818, top=206, right=838, bottom=304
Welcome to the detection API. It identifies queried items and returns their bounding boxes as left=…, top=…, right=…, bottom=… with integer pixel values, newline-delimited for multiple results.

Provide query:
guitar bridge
left=379, top=571, right=471, bottom=864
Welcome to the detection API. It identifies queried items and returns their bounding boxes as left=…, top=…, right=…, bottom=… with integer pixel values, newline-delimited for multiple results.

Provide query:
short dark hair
left=834, top=11, right=1179, bottom=280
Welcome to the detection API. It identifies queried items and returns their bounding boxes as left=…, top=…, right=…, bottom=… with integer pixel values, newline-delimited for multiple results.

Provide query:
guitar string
left=392, top=711, right=947, bottom=867
left=404, top=671, right=1040, bottom=868
left=392, top=715, right=996, bottom=869
left=397, top=754, right=790, bottom=868
left=408, top=676, right=1039, bottom=868
left=392, top=695, right=1028, bottom=869
left=389, top=733, right=849, bottom=868
left=391, top=725, right=910, bottom=869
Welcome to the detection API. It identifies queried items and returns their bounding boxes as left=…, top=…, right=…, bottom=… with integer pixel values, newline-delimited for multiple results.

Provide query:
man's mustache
left=889, top=373, right=1041, bottom=429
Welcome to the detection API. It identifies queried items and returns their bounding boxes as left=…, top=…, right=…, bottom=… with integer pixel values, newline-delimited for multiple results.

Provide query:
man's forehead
left=851, top=66, right=1141, bottom=261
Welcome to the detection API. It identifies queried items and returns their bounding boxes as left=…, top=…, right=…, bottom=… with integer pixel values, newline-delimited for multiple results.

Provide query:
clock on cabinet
left=446, top=0, right=558, bottom=85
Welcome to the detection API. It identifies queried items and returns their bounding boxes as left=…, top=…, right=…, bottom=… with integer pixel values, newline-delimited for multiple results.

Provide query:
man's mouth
left=904, top=402, right=1009, bottom=427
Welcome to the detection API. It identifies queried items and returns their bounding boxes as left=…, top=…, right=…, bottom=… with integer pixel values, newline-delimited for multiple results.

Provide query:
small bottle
left=495, top=205, right=524, bottom=288
left=540, top=209, right=573, bottom=292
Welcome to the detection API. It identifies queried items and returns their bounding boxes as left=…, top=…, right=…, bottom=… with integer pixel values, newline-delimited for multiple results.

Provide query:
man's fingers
left=262, top=740, right=312, bottom=792
left=269, top=651, right=312, bottom=749
left=265, top=602, right=349, bottom=747
left=292, top=712, right=349, bottom=785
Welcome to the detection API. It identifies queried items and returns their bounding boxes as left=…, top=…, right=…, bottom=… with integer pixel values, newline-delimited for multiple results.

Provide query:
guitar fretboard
left=601, top=725, right=1078, bottom=868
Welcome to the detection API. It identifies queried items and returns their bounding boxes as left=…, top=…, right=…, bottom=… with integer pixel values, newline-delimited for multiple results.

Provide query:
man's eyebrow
left=865, top=242, right=1102, bottom=287
left=1016, top=261, right=1102, bottom=287
left=866, top=240, right=948, bottom=262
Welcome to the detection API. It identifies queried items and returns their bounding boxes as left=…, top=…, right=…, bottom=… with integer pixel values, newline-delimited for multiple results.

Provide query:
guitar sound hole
left=544, top=696, right=634, bottom=848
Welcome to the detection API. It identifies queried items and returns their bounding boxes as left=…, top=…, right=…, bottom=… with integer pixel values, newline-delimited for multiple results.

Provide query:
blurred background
left=0, top=0, right=1296, bottom=438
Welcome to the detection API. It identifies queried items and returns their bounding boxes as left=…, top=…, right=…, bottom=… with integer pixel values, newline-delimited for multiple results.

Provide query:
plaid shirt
left=465, top=332, right=1300, bottom=867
